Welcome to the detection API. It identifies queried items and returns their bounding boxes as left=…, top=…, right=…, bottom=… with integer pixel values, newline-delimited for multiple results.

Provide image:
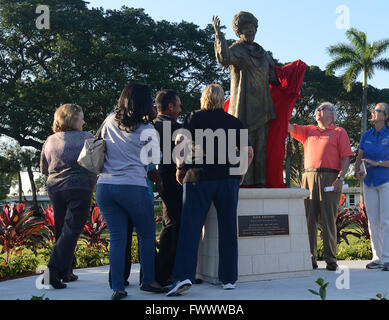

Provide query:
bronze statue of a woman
left=213, top=12, right=280, bottom=187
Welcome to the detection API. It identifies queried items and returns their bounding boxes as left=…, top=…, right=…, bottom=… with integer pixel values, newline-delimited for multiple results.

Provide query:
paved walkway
left=0, top=260, right=387, bottom=300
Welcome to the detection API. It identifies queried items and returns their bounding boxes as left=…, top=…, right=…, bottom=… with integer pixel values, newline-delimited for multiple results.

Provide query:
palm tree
left=326, top=28, right=389, bottom=134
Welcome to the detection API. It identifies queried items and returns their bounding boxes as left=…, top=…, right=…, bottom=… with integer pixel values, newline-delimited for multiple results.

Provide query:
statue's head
left=232, top=11, right=258, bottom=43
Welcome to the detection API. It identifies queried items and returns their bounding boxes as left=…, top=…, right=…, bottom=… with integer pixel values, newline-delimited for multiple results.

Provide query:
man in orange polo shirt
left=289, top=102, right=353, bottom=271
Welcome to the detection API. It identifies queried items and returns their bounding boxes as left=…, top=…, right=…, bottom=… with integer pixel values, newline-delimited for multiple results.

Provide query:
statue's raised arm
left=212, top=15, right=233, bottom=68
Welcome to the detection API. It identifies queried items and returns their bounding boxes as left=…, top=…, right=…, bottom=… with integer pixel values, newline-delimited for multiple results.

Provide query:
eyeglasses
left=372, top=109, right=386, bottom=114
left=317, top=105, right=333, bottom=112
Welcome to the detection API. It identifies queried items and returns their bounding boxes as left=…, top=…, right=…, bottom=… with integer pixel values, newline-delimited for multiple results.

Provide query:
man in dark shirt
left=167, top=84, right=254, bottom=296
left=154, top=89, right=183, bottom=286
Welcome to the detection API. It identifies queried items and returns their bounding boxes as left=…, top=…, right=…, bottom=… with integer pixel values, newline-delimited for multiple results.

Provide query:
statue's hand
left=212, top=16, right=221, bottom=35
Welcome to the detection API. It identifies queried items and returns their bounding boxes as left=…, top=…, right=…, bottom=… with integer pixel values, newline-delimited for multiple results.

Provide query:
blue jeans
left=172, top=178, right=240, bottom=284
left=96, top=184, right=155, bottom=291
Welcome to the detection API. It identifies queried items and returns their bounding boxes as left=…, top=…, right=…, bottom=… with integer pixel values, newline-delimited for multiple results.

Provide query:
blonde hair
left=52, top=104, right=82, bottom=133
left=200, top=84, right=224, bottom=111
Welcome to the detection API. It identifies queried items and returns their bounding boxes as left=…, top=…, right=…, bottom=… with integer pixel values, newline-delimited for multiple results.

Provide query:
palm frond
left=325, top=56, right=355, bottom=75
left=342, top=63, right=362, bottom=92
left=373, top=58, right=389, bottom=71
left=371, top=39, right=389, bottom=58
left=346, top=28, right=367, bottom=53
left=327, top=43, right=360, bottom=61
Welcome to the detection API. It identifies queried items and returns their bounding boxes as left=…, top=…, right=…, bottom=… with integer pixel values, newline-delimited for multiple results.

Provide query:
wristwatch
left=378, top=160, right=383, bottom=166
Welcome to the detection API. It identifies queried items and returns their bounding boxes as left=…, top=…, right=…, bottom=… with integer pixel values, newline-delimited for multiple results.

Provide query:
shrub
left=0, top=204, right=51, bottom=264
left=80, top=207, right=109, bottom=250
left=319, top=202, right=370, bottom=246
left=336, top=203, right=370, bottom=245
left=337, top=238, right=372, bottom=260
left=74, top=243, right=109, bottom=268
left=131, top=235, right=139, bottom=264
left=317, top=234, right=372, bottom=260
left=0, top=248, right=44, bottom=280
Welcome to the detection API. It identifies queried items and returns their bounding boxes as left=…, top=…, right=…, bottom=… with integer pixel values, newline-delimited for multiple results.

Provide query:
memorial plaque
left=238, top=214, right=289, bottom=237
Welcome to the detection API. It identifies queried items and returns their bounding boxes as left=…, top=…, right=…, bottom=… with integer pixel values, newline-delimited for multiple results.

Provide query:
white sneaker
left=222, top=283, right=236, bottom=290
left=166, top=279, right=192, bottom=297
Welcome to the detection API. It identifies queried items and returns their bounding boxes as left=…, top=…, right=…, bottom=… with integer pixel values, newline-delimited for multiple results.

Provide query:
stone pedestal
left=196, top=188, right=312, bottom=283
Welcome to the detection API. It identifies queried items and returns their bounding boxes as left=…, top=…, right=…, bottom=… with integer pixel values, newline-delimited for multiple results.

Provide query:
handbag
left=77, top=119, right=107, bottom=175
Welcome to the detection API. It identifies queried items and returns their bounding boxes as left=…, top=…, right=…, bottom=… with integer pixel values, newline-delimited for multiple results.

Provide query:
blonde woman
left=167, top=84, right=254, bottom=297
left=40, top=104, right=97, bottom=289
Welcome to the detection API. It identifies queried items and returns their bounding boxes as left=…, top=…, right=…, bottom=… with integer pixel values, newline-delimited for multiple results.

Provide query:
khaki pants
left=302, top=171, right=341, bottom=265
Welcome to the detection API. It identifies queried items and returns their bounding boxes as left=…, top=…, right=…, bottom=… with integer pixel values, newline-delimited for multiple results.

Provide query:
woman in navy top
left=355, top=102, right=389, bottom=271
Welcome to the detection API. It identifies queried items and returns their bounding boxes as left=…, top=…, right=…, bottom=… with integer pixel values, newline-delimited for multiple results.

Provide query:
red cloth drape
left=223, top=59, right=306, bottom=188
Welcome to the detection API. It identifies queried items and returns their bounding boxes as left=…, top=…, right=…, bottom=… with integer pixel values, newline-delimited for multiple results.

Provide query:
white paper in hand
left=324, top=184, right=349, bottom=192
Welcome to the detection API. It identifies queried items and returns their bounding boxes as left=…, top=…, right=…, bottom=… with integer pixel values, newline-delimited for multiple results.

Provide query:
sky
left=86, top=0, right=389, bottom=89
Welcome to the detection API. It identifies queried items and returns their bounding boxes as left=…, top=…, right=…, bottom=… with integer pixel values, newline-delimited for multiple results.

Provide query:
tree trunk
left=360, top=69, right=368, bottom=202
left=17, top=171, right=23, bottom=203
left=27, top=166, right=38, bottom=210
left=362, top=86, right=368, bottom=134
left=285, top=135, right=292, bottom=188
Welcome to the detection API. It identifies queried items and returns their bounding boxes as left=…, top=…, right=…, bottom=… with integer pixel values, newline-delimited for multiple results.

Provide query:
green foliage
left=0, top=247, right=42, bottom=279
left=131, top=235, right=139, bottom=264
left=344, top=175, right=359, bottom=187
left=308, top=277, right=329, bottom=300
left=337, top=238, right=372, bottom=260
left=371, top=293, right=388, bottom=301
left=0, top=204, right=50, bottom=263
left=317, top=233, right=372, bottom=261
left=80, top=206, right=109, bottom=250
left=336, top=204, right=370, bottom=245
left=74, top=243, right=109, bottom=268
left=0, top=239, right=111, bottom=280
left=0, top=172, right=13, bottom=200
left=30, top=294, right=50, bottom=300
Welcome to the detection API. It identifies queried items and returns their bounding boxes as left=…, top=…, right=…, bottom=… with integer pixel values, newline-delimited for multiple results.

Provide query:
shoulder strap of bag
left=94, top=116, right=109, bottom=140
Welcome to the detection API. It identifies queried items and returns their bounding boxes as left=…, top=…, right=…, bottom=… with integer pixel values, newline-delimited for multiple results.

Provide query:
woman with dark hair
left=96, top=83, right=167, bottom=300
left=40, top=103, right=97, bottom=289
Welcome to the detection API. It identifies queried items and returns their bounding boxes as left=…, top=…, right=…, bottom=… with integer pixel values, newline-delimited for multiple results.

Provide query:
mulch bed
left=0, top=271, right=38, bottom=282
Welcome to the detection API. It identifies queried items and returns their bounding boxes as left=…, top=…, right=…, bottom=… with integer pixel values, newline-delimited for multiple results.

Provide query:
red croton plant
left=0, top=204, right=50, bottom=264
left=41, top=205, right=109, bottom=250
left=336, top=202, right=370, bottom=245
left=41, top=205, right=55, bottom=243
left=81, top=206, right=109, bottom=250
